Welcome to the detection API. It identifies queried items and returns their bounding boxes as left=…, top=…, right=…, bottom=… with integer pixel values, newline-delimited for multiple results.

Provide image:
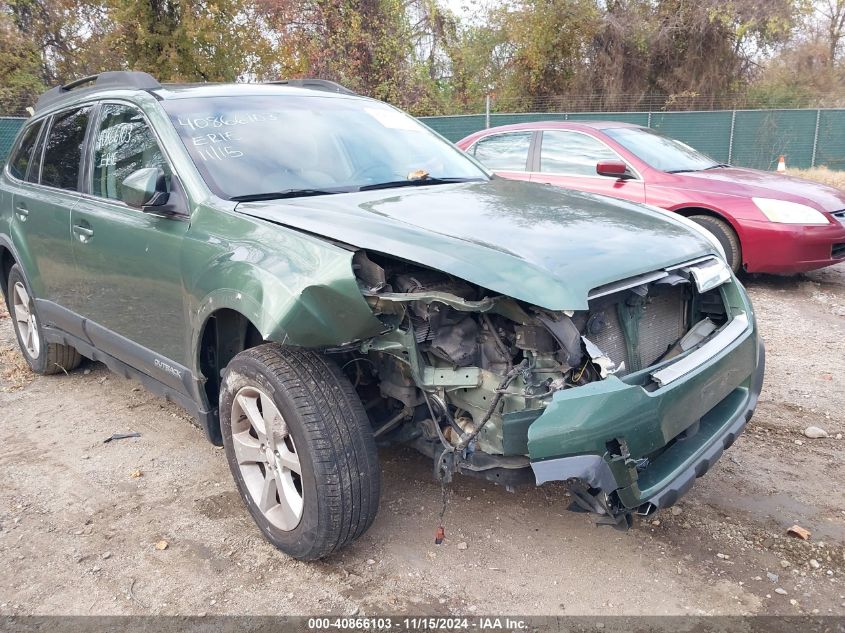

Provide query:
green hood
left=238, top=178, right=715, bottom=310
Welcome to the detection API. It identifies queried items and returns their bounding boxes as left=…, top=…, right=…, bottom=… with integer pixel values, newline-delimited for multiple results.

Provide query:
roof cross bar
left=265, top=79, right=355, bottom=95
left=35, top=71, right=162, bottom=113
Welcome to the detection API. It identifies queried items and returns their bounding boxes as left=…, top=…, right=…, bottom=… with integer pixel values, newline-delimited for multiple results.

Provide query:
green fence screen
left=2, top=108, right=844, bottom=170
left=0, top=117, right=25, bottom=162
left=420, top=109, right=845, bottom=171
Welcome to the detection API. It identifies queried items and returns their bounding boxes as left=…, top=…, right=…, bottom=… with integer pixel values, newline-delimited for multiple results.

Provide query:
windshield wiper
left=667, top=163, right=730, bottom=174
left=231, top=188, right=349, bottom=202
left=358, top=177, right=484, bottom=192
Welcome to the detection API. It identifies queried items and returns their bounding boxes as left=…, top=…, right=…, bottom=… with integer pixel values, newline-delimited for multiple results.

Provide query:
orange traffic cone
left=776, top=155, right=786, bottom=172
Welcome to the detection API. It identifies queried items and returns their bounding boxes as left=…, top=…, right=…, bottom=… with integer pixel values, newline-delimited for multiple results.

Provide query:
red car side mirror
left=596, top=160, right=633, bottom=179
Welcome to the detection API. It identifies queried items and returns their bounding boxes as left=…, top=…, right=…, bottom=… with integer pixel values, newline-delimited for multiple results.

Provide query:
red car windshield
left=605, top=127, right=720, bottom=173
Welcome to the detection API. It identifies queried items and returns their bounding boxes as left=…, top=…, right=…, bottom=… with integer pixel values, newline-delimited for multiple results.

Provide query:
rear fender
left=2, top=226, right=40, bottom=297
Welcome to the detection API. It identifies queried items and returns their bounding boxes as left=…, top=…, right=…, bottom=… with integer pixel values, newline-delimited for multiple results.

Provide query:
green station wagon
left=0, top=72, right=764, bottom=560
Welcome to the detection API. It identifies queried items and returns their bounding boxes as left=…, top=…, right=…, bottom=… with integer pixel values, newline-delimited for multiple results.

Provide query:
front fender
left=185, top=208, right=384, bottom=369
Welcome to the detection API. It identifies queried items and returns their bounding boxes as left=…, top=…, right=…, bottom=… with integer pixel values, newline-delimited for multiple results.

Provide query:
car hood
left=678, top=167, right=845, bottom=212
left=237, top=178, right=716, bottom=311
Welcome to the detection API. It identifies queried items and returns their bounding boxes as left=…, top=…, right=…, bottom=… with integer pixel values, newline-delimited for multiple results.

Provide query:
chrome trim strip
left=588, top=270, right=669, bottom=300
left=684, top=258, right=732, bottom=293
left=664, top=254, right=716, bottom=271
left=650, top=313, right=749, bottom=387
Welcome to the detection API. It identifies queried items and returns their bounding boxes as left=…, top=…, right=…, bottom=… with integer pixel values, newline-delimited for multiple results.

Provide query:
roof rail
left=35, top=71, right=162, bottom=113
left=266, top=79, right=356, bottom=95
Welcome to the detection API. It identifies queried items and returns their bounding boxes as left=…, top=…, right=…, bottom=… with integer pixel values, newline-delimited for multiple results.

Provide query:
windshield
left=162, top=95, right=487, bottom=199
left=604, top=127, right=719, bottom=173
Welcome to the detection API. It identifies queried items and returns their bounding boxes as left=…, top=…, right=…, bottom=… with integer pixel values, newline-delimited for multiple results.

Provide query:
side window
left=41, top=106, right=92, bottom=190
left=93, top=103, right=171, bottom=202
left=471, top=132, right=532, bottom=171
left=8, top=120, right=44, bottom=180
left=27, top=124, right=48, bottom=184
left=540, top=130, right=620, bottom=176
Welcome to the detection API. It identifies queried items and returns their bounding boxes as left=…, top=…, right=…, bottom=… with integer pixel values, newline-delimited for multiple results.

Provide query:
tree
left=0, top=11, right=43, bottom=113
left=103, top=0, right=268, bottom=81
left=819, top=0, right=845, bottom=64
left=257, top=0, right=443, bottom=112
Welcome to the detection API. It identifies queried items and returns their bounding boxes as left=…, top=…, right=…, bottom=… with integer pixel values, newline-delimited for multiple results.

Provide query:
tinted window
left=41, top=106, right=92, bottom=191
left=162, top=96, right=486, bottom=200
left=540, top=130, right=619, bottom=175
left=604, top=127, right=717, bottom=173
left=27, top=126, right=48, bottom=184
left=471, top=132, right=532, bottom=171
left=93, top=103, right=170, bottom=201
left=8, top=120, right=44, bottom=180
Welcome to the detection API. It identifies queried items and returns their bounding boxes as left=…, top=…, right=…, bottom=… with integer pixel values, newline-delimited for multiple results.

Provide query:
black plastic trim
left=35, top=72, right=162, bottom=113
left=34, top=299, right=221, bottom=445
left=264, top=79, right=355, bottom=95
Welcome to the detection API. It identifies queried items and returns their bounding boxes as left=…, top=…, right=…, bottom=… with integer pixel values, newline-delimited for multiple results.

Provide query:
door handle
left=72, top=223, right=94, bottom=243
left=14, top=204, right=29, bottom=221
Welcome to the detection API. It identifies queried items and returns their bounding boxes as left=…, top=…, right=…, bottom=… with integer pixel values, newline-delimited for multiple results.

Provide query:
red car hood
left=676, top=168, right=845, bottom=213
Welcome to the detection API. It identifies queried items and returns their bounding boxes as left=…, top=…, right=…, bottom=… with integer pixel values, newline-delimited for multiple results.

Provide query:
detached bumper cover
left=528, top=312, right=764, bottom=511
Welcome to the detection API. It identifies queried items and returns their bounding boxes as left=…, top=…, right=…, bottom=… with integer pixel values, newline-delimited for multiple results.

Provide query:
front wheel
left=219, top=344, right=380, bottom=560
left=689, top=215, right=743, bottom=273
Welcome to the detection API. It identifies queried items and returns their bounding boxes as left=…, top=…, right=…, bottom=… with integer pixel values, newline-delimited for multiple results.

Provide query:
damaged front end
left=331, top=250, right=763, bottom=528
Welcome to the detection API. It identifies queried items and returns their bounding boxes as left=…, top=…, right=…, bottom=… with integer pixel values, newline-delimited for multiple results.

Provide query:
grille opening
left=833, top=243, right=845, bottom=259
left=582, top=277, right=728, bottom=376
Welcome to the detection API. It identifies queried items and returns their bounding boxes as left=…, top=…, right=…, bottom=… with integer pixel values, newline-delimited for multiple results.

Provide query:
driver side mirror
left=121, top=167, right=170, bottom=209
left=596, top=160, right=634, bottom=180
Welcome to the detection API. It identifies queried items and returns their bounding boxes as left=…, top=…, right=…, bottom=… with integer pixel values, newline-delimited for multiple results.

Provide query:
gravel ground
left=0, top=264, right=843, bottom=616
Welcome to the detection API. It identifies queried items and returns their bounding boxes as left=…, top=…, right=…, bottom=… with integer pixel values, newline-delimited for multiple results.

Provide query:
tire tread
left=689, top=214, right=742, bottom=273
left=223, top=344, right=380, bottom=560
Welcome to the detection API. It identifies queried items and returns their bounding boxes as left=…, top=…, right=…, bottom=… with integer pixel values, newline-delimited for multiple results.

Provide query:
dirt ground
left=0, top=265, right=843, bottom=617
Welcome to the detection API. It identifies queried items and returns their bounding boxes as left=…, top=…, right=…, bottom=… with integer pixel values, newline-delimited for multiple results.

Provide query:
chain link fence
left=423, top=90, right=845, bottom=116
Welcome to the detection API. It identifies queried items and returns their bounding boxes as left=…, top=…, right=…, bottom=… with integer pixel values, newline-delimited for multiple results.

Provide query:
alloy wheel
left=12, top=281, right=40, bottom=359
left=230, top=385, right=304, bottom=531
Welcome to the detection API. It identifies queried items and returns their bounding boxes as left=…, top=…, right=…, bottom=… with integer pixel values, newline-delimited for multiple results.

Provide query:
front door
left=529, top=130, right=646, bottom=203
left=71, top=102, right=189, bottom=371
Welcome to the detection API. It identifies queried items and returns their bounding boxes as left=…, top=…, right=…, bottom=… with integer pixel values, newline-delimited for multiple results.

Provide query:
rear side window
left=8, top=120, right=44, bottom=180
left=539, top=130, right=619, bottom=175
left=41, top=106, right=92, bottom=191
left=92, top=103, right=171, bottom=201
left=471, top=132, right=532, bottom=171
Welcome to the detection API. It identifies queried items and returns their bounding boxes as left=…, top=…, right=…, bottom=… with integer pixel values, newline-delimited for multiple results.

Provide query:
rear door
left=8, top=106, right=92, bottom=314
left=530, top=130, right=646, bottom=203
left=466, top=131, right=535, bottom=182
left=71, top=101, right=189, bottom=372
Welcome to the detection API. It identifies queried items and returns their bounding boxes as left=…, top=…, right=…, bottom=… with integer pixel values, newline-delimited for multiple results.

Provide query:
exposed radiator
left=588, top=285, right=687, bottom=375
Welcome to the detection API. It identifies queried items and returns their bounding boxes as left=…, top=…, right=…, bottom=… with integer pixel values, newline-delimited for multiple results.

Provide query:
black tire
left=6, top=264, right=82, bottom=375
left=689, top=214, right=742, bottom=273
left=219, top=343, right=380, bottom=560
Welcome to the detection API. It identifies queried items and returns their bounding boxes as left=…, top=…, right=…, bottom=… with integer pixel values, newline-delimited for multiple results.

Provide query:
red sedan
left=456, top=121, right=845, bottom=274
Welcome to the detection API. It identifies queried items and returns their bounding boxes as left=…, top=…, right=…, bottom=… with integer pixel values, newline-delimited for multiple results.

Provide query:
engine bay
left=331, top=249, right=732, bottom=484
